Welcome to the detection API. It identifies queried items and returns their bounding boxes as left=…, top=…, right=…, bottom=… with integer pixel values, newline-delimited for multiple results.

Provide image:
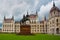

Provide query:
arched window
left=54, top=11, right=55, bottom=14
left=56, top=19, right=58, bottom=23
left=54, top=11, right=56, bottom=17
left=56, top=19, right=58, bottom=26
left=56, top=28, right=59, bottom=34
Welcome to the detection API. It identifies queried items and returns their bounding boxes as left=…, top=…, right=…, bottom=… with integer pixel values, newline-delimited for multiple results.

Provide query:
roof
left=20, top=17, right=30, bottom=23
left=29, top=14, right=37, bottom=18
left=4, top=18, right=13, bottom=23
left=50, top=2, right=60, bottom=13
left=50, top=6, right=60, bottom=12
left=15, top=21, right=20, bottom=23
left=40, top=21, right=44, bottom=23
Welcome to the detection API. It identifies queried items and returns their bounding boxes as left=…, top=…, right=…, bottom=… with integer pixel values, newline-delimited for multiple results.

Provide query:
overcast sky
left=0, top=0, right=60, bottom=23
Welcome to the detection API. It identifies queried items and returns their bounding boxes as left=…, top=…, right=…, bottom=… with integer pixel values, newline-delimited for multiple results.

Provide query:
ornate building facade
left=2, top=2, right=60, bottom=34
left=47, top=2, right=60, bottom=34
left=15, top=21, right=20, bottom=33
left=2, top=16, right=15, bottom=33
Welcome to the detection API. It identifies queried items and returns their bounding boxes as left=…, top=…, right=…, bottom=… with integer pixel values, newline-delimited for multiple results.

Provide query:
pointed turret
left=12, top=16, right=14, bottom=20
left=4, top=16, right=5, bottom=20
left=23, top=14, right=25, bottom=19
left=27, top=11, right=28, bottom=15
left=36, top=11, right=38, bottom=16
left=50, top=1, right=60, bottom=13
left=44, top=16, right=46, bottom=21
left=53, top=1, right=55, bottom=7
left=26, top=11, right=29, bottom=17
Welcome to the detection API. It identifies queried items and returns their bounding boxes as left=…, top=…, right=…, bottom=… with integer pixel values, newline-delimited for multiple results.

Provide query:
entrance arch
left=56, top=28, right=59, bottom=34
left=20, top=25, right=31, bottom=35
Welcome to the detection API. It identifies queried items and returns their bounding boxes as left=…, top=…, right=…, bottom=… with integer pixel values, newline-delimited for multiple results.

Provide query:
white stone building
left=2, top=2, right=60, bottom=34
left=47, top=2, right=60, bottom=34
left=2, top=16, right=15, bottom=33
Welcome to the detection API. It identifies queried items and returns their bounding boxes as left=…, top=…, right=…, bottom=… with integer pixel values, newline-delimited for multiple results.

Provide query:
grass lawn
left=0, top=33, right=60, bottom=40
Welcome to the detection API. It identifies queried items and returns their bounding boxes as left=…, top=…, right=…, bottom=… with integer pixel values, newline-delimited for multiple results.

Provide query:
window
left=50, top=22, right=51, bottom=24
left=37, top=27, right=39, bottom=29
left=52, top=20, right=54, bottom=23
left=37, top=30, right=39, bottom=32
left=54, top=11, right=55, bottom=14
left=35, top=30, right=36, bottom=32
left=56, top=19, right=58, bottom=23
left=56, top=19, right=58, bottom=26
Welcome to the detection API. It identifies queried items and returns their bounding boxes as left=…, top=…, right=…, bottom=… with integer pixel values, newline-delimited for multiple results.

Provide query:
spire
left=23, top=14, right=25, bottom=18
left=12, top=16, right=14, bottom=20
left=36, top=11, right=38, bottom=15
left=44, top=16, right=46, bottom=21
left=36, top=11, right=38, bottom=17
left=4, top=16, right=5, bottom=20
left=26, top=11, right=29, bottom=17
left=53, top=1, right=55, bottom=7
left=27, top=11, right=28, bottom=15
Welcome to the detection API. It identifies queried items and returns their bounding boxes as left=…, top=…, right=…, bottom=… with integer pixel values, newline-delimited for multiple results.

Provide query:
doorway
left=56, top=28, right=59, bottom=34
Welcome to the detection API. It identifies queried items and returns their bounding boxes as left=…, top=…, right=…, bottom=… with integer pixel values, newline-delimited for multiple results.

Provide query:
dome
left=50, top=6, right=60, bottom=12
left=50, top=2, right=60, bottom=13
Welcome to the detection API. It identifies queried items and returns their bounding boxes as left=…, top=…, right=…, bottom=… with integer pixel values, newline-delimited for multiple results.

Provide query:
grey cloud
left=0, top=0, right=60, bottom=23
